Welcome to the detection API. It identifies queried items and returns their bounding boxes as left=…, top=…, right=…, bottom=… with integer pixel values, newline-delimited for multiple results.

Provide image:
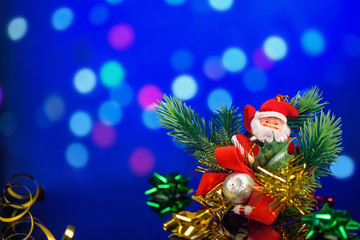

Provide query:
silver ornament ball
left=223, top=173, right=254, bottom=204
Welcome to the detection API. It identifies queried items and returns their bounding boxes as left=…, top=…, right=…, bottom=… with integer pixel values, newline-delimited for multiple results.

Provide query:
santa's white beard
left=250, top=118, right=291, bottom=143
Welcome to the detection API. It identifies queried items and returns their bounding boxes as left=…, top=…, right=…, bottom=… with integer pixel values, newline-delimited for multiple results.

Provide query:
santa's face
left=259, top=117, right=284, bottom=131
left=251, top=116, right=290, bottom=143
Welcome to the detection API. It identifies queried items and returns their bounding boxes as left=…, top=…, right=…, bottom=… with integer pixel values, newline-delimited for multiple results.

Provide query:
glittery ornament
left=222, top=173, right=254, bottom=204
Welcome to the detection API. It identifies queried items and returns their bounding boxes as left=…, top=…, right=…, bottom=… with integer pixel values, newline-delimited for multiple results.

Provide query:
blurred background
left=0, top=0, right=359, bottom=239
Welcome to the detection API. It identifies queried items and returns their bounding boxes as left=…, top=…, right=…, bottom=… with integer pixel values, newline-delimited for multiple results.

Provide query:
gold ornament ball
left=223, top=173, right=254, bottom=204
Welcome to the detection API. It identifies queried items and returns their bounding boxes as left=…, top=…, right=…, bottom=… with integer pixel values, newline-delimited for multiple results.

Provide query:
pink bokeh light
left=129, top=147, right=155, bottom=176
left=203, top=57, right=226, bottom=81
left=252, top=48, right=275, bottom=70
left=137, top=85, right=162, bottom=110
left=108, top=23, right=135, bottom=51
left=91, top=122, right=117, bottom=148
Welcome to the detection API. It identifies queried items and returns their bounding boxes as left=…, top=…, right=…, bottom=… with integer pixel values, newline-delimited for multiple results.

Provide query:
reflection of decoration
left=314, top=196, right=335, bottom=210
left=0, top=174, right=75, bottom=239
left=145, top=172, right=192, bottom=218
left=302, top=203, right=360, bottom=239
left=255, top=157, right=316, bottom=216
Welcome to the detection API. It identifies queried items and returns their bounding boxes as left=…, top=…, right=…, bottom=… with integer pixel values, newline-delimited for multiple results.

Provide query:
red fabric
left=195, top=172, right=228, bottom=196
left=258, top=95, right=299, bottom=119
left=246, top=182, right=280, bottom=225
left=215, top=146, right=255, bottom=178
left=235, top=134, right=260, bottom=156
left=243, top=105, right=256, bottom=133
left=248, top=220, right=281, bottom=240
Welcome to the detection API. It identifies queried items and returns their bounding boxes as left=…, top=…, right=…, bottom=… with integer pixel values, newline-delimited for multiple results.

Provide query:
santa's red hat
left=243, top=95, right=299, bottom=132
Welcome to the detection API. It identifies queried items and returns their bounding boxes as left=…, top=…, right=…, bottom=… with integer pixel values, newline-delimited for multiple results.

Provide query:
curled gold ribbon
left=0, top=174, right=74, bottom=240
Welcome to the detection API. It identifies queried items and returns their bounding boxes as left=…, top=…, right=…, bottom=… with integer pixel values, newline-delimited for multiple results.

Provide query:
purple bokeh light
left=107, top=23, right=135, bottom=51
left=137, top=85, right=162, bottom=110
left=129, top=147, right=155, bottom=176
left=91, top=122, right=117, bottom=148
left=203, top=57, right=226, bottom=80
left=252, top=48, right=274, bottom=70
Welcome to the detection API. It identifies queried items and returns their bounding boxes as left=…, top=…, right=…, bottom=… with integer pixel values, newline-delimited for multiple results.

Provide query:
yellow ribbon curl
left=0, top=174, right=75, bottom=240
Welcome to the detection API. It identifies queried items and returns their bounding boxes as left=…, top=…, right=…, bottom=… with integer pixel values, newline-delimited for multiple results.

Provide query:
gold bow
left=164, top=183, right=234, bottom=239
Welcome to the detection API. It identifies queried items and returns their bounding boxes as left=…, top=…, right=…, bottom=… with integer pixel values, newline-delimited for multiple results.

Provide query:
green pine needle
left=288, top=86, right=328, bottom=136
left=155, top=95, right=240, bottom=172
left=212, top=104, right=243, bottom=146
left=155, top=95, right=217, bottom=156
left=297, top=110, right=342, bottom=186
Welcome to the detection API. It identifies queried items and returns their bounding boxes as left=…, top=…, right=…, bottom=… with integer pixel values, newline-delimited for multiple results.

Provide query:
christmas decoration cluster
left=145, top=87, right=360, bottom=239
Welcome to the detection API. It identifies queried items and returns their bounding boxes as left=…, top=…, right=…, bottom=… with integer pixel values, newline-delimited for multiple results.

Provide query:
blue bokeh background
left=1, top=0, right=360, bottom=239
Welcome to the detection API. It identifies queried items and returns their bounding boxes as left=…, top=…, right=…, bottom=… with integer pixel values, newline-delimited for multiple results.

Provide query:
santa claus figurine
left=231, top=94, right=299, bottom=166
left=195, top=95, right=299, bottom=226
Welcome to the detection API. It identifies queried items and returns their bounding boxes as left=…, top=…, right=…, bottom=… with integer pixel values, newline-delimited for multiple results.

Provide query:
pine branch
left=155, top=95, right=218, bottom=162
left=212, top=104, right=243, bottom=146
left=194, top=150, right=230, bottom=172
left=288, top=86, right=328, bottom=135
left=297, top=111, right=342, bottom=186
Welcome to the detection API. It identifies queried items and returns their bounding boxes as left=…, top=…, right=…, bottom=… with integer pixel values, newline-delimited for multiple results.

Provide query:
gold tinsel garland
left=255, top=156, right=317, bottom=216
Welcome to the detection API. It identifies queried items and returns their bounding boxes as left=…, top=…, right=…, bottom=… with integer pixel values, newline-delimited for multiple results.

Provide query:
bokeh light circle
left=0, top=112, right=16, bottom=136
left=98, top=101, right=122, bottom=126
left=166, top=0, right=186, bottom=5
left=8, top=17, right=27, bottom=41
left=107, top=0, right=123, bottom=4
left=172, top=75, right=197, bottom=100
left=89, top=4, right=109, bottom=26
left=100, top=61, right=125, bottom=88
left=66, top=142, right=89, bottom=168
left=92, top=122, right=117, bottom=148
left=207, top=89, right=232, bottom=111
left=209, top=0, right=233, bottom=11
left=343, top=34, right=360, bottom=57
left=252, top=48, right=274, bottom=70
left=243, top=68, right=268, bottom=92
left=74, top=68, right=97, bottom=94
left=69, top=111, right=93, bottom=137
left=110, top=83, right=134, bottom=107
left=301, top=29, right=326, bottom=56
left=108, top=23, right=135, bottom=51
left=52, top=7, right=74, bottom=31
left=138, top=85, right=163, bottom=110
left=330, top=155, right=355, bottom=179
left=263, top=36, right=287, bottom=60
left=44, top=95, right=65, bottom=121
left=203, top=57, right=226, bottom=80
left=142, top=110, right=161, bottom=130
left=129, top=148, right=155, bottom=176
left=171, top=49, right=194, bottom=71
left=222, top=48, right=247, bottom=72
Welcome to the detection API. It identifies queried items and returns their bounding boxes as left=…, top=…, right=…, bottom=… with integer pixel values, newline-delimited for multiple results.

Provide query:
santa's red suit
left=195, top=95, right=299, bottom=226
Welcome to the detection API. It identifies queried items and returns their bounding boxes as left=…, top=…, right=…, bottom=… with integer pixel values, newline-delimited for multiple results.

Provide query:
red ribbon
left=196, top=146, right=279, bottom=226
